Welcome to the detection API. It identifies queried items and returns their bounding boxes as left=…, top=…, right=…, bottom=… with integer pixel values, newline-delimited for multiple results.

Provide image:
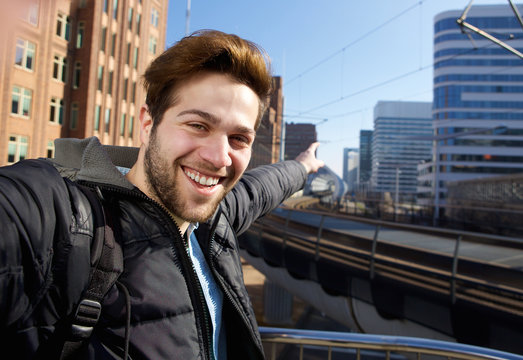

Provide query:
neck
left=126, top=161, right=190, bottom=235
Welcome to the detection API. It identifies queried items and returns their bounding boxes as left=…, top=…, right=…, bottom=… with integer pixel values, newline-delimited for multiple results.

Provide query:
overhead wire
left=283, top=0, right=428, bottom=87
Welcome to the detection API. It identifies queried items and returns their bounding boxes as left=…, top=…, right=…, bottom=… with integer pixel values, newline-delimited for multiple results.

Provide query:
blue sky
left=165, top=0, right=521, bottom=176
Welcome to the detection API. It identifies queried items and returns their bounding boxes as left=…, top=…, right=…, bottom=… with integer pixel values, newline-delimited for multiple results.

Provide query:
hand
left=295, top=142, right=325, bottom=174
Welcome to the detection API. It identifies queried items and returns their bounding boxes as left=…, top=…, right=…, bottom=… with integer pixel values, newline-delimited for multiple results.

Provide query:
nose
left=200, top=135, right=233, bottom=169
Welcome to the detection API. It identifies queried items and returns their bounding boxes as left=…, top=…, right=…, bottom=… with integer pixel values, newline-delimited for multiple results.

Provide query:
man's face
left=142, top=72, right=259, bottom=223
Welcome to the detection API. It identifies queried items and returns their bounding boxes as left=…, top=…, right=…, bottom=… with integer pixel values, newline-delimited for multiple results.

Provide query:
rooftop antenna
left=456, top=0, right=523, bottom=59
left=185, top=0, right=191, bottom=36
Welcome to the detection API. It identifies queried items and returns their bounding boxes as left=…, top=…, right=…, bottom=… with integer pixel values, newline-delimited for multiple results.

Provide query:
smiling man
left=0, top=30, right=323, bottom=359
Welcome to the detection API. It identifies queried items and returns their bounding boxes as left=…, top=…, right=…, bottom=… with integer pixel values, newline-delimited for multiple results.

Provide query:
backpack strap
left=59, top=185, right=124, bottom=359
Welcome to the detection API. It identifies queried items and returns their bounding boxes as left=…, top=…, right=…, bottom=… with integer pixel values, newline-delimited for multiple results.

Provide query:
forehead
left=170, top=72, right=260, bottom=128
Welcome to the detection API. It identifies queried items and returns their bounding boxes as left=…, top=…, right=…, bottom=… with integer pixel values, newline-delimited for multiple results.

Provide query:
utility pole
left=185, top=0, right=191, bottom=36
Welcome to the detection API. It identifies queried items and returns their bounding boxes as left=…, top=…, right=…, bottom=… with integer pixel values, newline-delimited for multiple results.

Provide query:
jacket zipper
left=78, top=182, right=214, bottom=360
left=205, top=225, right=264, bottom=358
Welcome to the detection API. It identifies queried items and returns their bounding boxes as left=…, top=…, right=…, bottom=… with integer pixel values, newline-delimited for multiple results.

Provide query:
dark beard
left=143, top=129, right=225, bottom=223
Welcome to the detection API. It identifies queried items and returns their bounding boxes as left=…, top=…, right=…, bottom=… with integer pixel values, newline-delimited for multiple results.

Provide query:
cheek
left=232, top=150, right=252, bottom=176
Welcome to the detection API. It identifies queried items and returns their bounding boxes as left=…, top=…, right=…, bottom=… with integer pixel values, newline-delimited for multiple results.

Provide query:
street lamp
left=400, top=125, right=507, bottom=226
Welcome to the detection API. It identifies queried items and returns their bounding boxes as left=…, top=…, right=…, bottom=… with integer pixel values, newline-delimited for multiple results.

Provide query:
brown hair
left=143, top=29, right=272, bottom=130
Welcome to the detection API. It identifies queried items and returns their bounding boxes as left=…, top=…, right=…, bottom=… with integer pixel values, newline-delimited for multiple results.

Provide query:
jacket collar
left=52, top=137, right=138, bottom=190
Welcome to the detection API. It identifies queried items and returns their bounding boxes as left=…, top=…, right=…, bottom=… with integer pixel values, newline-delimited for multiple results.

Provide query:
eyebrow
left=178, top=109, right=256, bottom=136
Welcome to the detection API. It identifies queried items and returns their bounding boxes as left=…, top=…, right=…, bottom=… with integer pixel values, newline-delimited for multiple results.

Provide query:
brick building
left=0, top=0, right=168, bottom=166
left=248, top=76, right=284, bottom=169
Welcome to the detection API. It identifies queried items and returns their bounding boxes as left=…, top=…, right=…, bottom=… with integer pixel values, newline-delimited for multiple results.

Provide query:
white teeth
left=184, top=169, right=219, bottom=187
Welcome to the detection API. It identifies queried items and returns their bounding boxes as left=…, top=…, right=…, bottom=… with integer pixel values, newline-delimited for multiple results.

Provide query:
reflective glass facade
left=425, top=4, right=523, bottom=206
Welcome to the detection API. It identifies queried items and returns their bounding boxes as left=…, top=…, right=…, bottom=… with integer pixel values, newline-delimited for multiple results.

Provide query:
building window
left=151, top=8, right=159, bottom=27
left=104, top=108, right=111, bottom=133
left=47, top=140, right=55, bottom=158
left=123, top=78, right=128, bottom=100
left=73, top=62, right=81, bottom=88
left=56, top=12, right=71, bottom=40
left=148, top=36, right=157, bottom=54
left=7, top=135, right=28, bottom=164
left=103, top=0, right=108, bottom=13
left=133, top=47, right=138, bottom=69
left=76, top=22, right=84, bottom=48
left=112, top=0, right=118, bottom=19
left=131, top=81, right=136, bottom=102
left=70, top=102, right=79, bottom=130
left=129, top=115, right=134, bottom=137
left=49, top=97, right=64, bottom=125
left=108, top=71, right=113, bottom=95
left=97, top=66, right=104, bottom=91
left=15, top=39, right=35, bottom=71
left=125, top=43, right=131, bottom=64
left=128, top=8, right=133, bottom=30
left=136, top=13, right=141, bottom=35
left=21, top=0, right=39, bottom=26
left=110, top=33, right=116, bottom=56
left=94, top=105, right=101, bottom=131
left=11, top=86, right=32, bottom=117
left=52, top=55, right=67, bottom=82
left=101, top=27, right=107, bottom=52
left=120, top=113, right=126, bottom=136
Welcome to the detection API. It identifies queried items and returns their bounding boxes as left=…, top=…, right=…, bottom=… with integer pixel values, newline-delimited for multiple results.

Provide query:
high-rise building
left=248, top=76, right=283, bottom=169
left=418, top=4, right=523, bottom=209
left=342, top=148, right=359, bottom=191
left=358, top=130, right=373, bottom=185
left=0, top=0, right=168, bottom=166
left=371, top=101, right=432, bottom=197
left=284, top=122, right=317, bottom=161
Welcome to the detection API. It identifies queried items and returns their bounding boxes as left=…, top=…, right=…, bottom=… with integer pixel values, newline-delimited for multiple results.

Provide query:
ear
left=139, top=104, right=153, bottom=146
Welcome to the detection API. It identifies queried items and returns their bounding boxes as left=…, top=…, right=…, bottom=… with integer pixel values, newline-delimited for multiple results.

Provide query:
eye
left=230, top=135, right=252, bottom=148
left=188, top=123, right=207, bottom=131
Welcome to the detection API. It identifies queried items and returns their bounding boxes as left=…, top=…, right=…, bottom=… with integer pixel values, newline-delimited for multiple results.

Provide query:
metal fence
left=260, top=327, right=523, bottom=360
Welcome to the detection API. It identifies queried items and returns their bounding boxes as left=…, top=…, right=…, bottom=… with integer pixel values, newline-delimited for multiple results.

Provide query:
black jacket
left=0, top=137, right=308, bottom=359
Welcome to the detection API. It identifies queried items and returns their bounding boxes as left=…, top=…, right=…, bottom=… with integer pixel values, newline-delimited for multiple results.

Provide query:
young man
left=0, top=30, right=323, bottom=359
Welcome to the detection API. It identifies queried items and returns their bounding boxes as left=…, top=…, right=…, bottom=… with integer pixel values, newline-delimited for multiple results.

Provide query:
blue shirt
left=187, top=224, right=227, bottom=360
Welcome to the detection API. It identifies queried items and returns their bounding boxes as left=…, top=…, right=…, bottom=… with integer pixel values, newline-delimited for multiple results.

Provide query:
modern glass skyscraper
left=419, top=4, right=523, bottom=208
left=358, top=130, right=373, bottom=185
left=371, top=101, right=432, bottom=198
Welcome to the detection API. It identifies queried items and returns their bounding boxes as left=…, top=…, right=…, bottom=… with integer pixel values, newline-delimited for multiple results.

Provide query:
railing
left=260, top=327, right=523, bottom=360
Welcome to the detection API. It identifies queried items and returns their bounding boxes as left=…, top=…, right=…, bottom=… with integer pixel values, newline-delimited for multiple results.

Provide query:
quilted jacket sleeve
left=0, top=159, right=89, bottom=331
left=221, top=160, right=308, bottom=236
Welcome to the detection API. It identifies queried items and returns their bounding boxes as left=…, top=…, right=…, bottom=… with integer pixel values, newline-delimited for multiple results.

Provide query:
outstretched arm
left=222, top=143, right=325, bottom=235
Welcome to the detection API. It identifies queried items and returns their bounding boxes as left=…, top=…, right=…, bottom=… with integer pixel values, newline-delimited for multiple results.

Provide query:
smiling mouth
left=184, top=168, right=221, bottom=187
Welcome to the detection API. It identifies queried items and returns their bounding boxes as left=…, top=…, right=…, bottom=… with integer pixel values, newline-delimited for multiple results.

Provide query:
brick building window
left=151, top=8, right=159, bottom=27
left=47, top=140, right=55, bottom=158
left=94, top=105, right=101, bottom=131
left=133, top=48, right=138, bottom=69
left=7, top=135, right=28, bottom=164
left=113, top=0, right=118, bottom=19
left=129, top=116, right=134, bottom=137
left=56, top=12, right=70, bottom=40
left=15, top=39, right=35, bottom=71
left=104, top=108, right=111, bottom=133
left=97, top=66, right=104, bottom=91
left=73, top=62, right=81, bottom=88
left=128, top=8, right=133, bottom=30
left=120, top=113, right=126, bottom=136
left=148, top=36, right=157, bottom=54
left=70, top=102, right=79, bottom=130
left=11, top=86, right=32, bottom=117
left=101, top=27, right=107, bottom=52
left=136, top=13, right=141, bottom=35
left=53, top=55, right=67, bottom=82
left=76, top=22, right=84, bottom=48
left=49, top=97, right=64, bottom=124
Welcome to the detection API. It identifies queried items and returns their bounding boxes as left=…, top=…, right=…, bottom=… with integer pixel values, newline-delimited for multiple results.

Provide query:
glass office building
left=418, top=4, right=523, bottom=207
left=371, top=101, right=432, bottom=198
